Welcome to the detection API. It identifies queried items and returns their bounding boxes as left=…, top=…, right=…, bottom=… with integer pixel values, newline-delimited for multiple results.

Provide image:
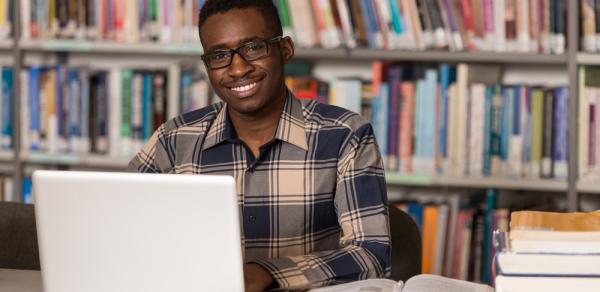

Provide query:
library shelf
left=22, top=153, right=130, bottom=169
left=294, top=48, right=348, bottom=59
left=0, top=150, right=14, bottom=162
left=0, top=39, right=12, bottom=50
left=577, top=181, right=600, bottom=194
left=19, top=39, right=204, bottom=56
left=350, top=49, right=569, bottom=64
left=385, top=172, right=568, bottom=192
left=576, top=53, right=600, bottom=65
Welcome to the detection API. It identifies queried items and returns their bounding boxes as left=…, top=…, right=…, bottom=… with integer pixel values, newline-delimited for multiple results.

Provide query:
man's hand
left=244, top=263, right=274, bottom=292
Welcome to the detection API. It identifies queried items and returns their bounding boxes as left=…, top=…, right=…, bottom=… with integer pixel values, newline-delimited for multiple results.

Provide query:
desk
left=0, top=269, right=42, bottom=292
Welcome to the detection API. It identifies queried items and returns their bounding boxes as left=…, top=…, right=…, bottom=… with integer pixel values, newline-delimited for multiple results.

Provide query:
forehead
left=200, top=8, right=274, bottom=50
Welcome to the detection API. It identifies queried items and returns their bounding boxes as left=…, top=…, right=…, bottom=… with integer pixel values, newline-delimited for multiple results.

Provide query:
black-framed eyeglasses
left=201, top=36, right=283, bottom=70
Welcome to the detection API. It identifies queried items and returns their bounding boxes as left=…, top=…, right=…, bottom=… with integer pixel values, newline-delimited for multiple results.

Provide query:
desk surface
left=0, top=269, right=42, bottom=292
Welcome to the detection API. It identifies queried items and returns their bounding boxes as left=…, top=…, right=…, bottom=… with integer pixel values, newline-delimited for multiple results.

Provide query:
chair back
left=389, top=206, right=421, bottom=282
left=0, top=202, right=40, bottom=270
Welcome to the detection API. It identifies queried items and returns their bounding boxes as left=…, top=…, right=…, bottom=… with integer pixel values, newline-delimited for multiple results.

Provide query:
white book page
left=403, top=274, right=493, bottom=292
left=307, top=279, right=402, bottom=292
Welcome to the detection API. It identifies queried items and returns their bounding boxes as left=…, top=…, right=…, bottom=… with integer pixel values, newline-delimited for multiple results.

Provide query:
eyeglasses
left=201, top=36, right=283, bottom=70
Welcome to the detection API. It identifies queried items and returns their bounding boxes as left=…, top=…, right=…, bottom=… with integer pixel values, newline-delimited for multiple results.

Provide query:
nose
left=227, top=53, right=253, bottom=78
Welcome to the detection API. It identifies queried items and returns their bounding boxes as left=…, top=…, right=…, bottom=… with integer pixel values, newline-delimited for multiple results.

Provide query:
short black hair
left=198, top=0, right=283, bottom=39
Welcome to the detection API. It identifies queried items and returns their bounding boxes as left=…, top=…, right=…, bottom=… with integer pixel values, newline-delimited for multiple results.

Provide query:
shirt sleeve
left=251, top=123, right=391, bottom=290
left=128, top=125, right=173, bottom=173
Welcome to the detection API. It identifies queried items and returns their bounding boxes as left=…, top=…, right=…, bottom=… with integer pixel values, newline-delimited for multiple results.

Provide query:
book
left=510, top=210, right=600, bottom=231
left=308, top=274, right=493, bottom=292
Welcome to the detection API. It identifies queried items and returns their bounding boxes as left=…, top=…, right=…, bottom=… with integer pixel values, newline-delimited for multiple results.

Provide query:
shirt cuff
left=250, top=257, right=314, bottom=290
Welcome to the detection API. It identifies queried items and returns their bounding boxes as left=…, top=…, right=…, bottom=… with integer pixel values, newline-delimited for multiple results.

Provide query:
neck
left=228, top=91, right=286, bottom=147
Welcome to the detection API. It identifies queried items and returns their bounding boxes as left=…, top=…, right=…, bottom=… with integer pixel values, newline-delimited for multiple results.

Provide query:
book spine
left=0, top=67, right=11, bottom=149
left=553, top=86, right=569, bottom=179
left=541, top=88, right=555, bottom=178
left=79, top=69, right=90, bottom=153
left=142, top=72, right=152, bottom=140
left=66, top=69, right=79, bottom=152
left=400, top=82, right=415, bottom=173
left=438, top=64, right=450, bottom=173
left=530, top=88, right=544, bottom=178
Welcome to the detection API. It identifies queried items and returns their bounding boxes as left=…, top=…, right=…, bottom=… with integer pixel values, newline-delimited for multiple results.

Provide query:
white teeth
left=231, top=82, right=257, bottom=92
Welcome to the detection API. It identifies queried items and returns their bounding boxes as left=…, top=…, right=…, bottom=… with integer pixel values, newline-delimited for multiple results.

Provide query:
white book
left=468, top=84, right=486, bottom=177
left=516, top=0, right=530, bottom=52
left=288, top=0, right=318, bottom=48
left=497, top=252, right=600, bottom=276
left=336, top=0, right=357, bottom=48
left=494, top=0, right=506, bottom=51
left=21, top=0, right=31, bottom=40
left=454, top=64, right=469, bottom=176
left=580, top=86, right=592, bottom=180
left=131, top=73, right=144, bottom=153
left=167, top=64, right=180, bottom=120
left=496, top=275, right=600, bottom=292
left=433, top=205, right=448, bottom=275
left=319, top=0, right=342, bottom=48
left=108, top=67, right=122, bottom=158
left=309, top=274, right=492, bottom=292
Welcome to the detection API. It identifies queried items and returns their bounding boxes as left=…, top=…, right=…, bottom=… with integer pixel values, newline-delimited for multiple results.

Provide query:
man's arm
left=128, top=126, right=171, bottom=173
left=252, top=123, right=391, bottom=290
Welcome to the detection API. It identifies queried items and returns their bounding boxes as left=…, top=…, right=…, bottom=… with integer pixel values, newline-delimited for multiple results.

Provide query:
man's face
left=200, top=8, right=294, bottom=116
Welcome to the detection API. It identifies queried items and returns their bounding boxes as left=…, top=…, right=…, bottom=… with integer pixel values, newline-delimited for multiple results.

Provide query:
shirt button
left=249, top=215, right=256, bottom=223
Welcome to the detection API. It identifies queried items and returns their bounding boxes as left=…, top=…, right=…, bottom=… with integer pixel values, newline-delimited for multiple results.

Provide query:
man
left=129, top=1, right=390, bottom=291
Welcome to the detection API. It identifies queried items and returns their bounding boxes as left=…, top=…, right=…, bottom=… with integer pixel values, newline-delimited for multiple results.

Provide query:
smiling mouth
left=230, top=82, right=257, bottom=92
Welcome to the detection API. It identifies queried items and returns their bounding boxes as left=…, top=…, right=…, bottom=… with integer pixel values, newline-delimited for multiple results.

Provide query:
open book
left=308, top=274, right=494, bottom=292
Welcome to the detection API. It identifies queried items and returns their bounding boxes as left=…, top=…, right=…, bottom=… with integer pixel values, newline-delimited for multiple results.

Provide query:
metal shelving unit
left=21, top=153, right=130, bottom=169
left=2, top=1, right=594, bottom=210
left=385, top=173, right=568, bottom=192
left=350, top=49, right=569, bottom=64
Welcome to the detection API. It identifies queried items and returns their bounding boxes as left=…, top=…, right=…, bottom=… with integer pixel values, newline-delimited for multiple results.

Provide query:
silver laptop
left=33, top=170, right=244, bottom=292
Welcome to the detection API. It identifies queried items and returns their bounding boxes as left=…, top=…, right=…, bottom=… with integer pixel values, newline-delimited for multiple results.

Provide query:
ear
left=280, top=36, right=295, bottom=64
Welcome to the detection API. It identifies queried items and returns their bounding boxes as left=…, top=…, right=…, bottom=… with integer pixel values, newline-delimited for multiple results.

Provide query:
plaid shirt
left=129, top=90, right=391, bottom=290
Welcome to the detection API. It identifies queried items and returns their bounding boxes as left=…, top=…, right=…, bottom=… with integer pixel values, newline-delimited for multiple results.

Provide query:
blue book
left=80, top=70, right=90, bottom=152
left=28, top=67, right=42, bottom=151
left=438, top=64, right=456, bottom=169
left=1, top=67, right=12, bottom=149
left=483, top=86, right=494, bottom=176
left=407, top=203, right=424, bottom=231
left=371, top=83, right=389, bottom=161
left=359, top=0, right=378, bottom=48
left=142, top=73, right=153, bottom=140
left=414, top=79, right=424, bottom=159
left=388, top=0, right=404, bottom=34
left=553, top=86, right=569, bottom=179
left=482, top=189, right=497, bottom=283
left=67, top=69, right=80, bottom=152
left=523, top=87, right=532, bottom=173
left=512, top=86, right=521, bottom=136
left=344, top=79, right=362, bottom=115
left=421, top=69, right=438, bottom=171
left=22, top=178, right=33, bottom=204
left=55, top=65, right=66, bottom=151
left=500, top=87, right=513, bottom=163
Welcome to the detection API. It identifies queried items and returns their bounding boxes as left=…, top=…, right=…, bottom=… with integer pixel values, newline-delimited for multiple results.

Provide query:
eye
left=211, top=51, right=230, bottom=61
left=246, top=41, right=266, bottom=52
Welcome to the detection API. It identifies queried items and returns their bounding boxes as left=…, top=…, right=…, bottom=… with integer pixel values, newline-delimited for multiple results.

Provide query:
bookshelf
left=1, top=1, right=594, bottom=212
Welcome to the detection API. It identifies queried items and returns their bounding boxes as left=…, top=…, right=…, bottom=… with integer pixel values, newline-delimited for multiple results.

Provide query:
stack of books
left=494, top=211, right=600, bottom=292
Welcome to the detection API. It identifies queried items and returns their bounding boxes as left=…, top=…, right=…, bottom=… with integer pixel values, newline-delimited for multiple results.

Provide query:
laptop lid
left=33, top=170, right=244, bottom=292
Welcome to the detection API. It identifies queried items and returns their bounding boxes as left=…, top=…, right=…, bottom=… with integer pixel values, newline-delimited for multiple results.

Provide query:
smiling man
left=129, top=1, right=390, bottom=291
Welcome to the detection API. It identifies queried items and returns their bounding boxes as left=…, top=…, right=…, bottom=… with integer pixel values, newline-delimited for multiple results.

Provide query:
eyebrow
left=206, top=36, right=264, bottom=51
